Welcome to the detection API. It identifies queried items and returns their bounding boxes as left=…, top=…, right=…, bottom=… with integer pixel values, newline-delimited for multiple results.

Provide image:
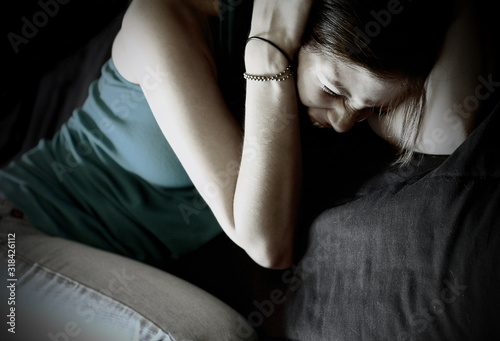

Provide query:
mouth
left=308, top=114, right=331, bottom=129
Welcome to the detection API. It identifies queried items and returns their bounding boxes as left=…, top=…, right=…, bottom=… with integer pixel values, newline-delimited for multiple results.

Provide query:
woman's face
left=296, top=48, right=405, bottom=135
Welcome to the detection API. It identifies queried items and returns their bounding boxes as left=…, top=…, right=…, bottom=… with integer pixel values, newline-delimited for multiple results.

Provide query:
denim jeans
left=0, top=198, right=257, bottom=341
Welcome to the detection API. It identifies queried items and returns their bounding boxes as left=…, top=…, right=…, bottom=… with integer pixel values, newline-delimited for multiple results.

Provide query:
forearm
left=115, top=0, right=307, bottom=269
left=234, top=44, right=302, bottom=269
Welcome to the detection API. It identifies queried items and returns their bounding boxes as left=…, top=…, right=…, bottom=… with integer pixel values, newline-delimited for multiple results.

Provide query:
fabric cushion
left=280, top=96, right=500, bottom=340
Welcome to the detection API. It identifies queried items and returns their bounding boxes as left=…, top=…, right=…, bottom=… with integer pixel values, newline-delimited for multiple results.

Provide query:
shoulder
left=112, top=0, right=219, bottom=84
left=414, top=0, right=491, bottom=155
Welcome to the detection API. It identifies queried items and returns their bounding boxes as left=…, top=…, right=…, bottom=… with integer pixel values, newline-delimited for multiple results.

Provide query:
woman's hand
left=248, top=0, right=314, bottom=59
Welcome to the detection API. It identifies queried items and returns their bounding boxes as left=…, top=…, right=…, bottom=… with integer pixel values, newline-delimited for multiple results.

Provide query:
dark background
left=1, top=0, right=131, bottom=166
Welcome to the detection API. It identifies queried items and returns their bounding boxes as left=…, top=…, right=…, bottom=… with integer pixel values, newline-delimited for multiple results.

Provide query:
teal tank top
left=0, top=0, right=253, bottom=266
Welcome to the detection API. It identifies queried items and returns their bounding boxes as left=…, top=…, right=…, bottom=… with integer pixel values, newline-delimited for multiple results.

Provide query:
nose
left=327, top=98, right=374, bottom=132
left=308, top=105, right=372, bottom=133
left=328, top=109, right=357, bottom=133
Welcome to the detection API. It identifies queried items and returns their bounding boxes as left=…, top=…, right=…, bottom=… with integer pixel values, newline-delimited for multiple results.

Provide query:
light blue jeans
left=0, top=198, right=258, bottom=341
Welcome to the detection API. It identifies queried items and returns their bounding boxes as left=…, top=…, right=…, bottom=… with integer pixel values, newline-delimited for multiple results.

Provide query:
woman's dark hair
left=303, top=0, right=454, bottom=164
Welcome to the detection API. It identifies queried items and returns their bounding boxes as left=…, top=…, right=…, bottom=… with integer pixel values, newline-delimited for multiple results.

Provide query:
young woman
left=0, top=0, right=493, bottom=272
left=1, top=0, right=498, bottom=339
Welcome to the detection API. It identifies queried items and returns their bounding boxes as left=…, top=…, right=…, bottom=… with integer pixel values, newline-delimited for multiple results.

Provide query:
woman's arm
left=112, top=0, right=310, bottom=269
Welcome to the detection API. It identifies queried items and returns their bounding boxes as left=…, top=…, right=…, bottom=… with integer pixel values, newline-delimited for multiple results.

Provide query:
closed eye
left=321, top=85, right=341, bottom=98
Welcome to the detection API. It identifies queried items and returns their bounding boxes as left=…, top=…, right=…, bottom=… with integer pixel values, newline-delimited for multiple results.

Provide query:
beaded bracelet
left=243, top=65, right=293, bottom=82
left=244, top=36, right=294, bottom=82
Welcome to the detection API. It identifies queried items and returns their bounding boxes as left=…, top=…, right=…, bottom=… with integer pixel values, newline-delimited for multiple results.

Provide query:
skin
left=296, top=51, right=404, bottom=133
left=111, top=0, right=487, bottom=268
left=297, top=0, right=489, bottom=156
left=112, top=0, right=312, bottom=269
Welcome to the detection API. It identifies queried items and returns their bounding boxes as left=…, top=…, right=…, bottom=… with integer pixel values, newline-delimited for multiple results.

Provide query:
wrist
left=248, top=0, right=312, bottom=59
left=247, top=30, right=299, bottom=58
left=244, top=39, right=291, bottom=75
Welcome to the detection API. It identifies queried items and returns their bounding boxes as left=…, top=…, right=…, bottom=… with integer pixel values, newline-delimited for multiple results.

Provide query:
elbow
left=244, top=240, right=294, bottom=270
left=231, top=206, right=297, bottom=269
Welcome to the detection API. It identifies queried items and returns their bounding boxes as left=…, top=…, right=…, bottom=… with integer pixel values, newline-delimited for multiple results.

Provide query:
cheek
left=297, top=71, right=332, bottom=109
